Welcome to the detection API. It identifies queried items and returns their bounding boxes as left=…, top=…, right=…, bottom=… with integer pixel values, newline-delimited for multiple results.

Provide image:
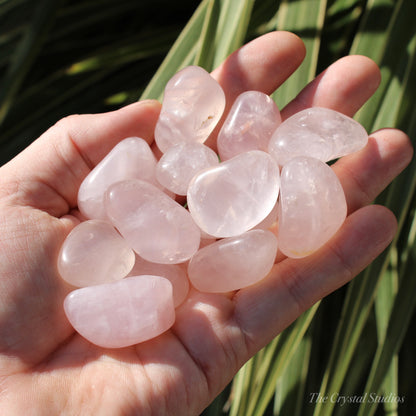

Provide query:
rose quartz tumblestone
left=156, top=142, right=219, bottom=195
left=58, top=220, right=135, bottom=287
left=187, top=150, right=280, bottom=238
left=64, top=275, right=175, bottom=348
left=217, top=91, right=281, bottom=161
left=278, top=156, right=347, bottom=258
left=78, top=137, right=159, bottom=220
left=188, top=229, right=278, bottom=293
left=105, top=179, right=200, bottom=264
left=154, top=66, right=226, bottom=153
left=268, top=107, right=368, bottom=166
left=128, top=255, right=189, bottom=307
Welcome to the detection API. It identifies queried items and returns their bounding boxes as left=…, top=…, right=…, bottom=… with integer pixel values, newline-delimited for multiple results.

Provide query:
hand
left=0, top=31, right=412, bottom=415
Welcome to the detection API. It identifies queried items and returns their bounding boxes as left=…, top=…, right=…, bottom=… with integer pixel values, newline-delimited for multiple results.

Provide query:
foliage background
left=1, top=0, right=415, bottom=415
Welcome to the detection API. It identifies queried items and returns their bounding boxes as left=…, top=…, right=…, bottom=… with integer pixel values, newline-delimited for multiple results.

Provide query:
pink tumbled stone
left=188, top=229, right=278, bottom=293
left=156, top=142, right=219, bottom=195
left=278, top=156, right=347, bottom=258
left=105, top=179, right=200, bottom=264
left=217, top=91, right=281, bottom=161
left=78, top=137, right=159, bottom=220
left=154, top=66, right=226, bottom=153
left=64, top=275, right=175, bottom=348
left=58, top=220, right=135, bottom=287
left=128, top=255, right=189, bottom=307
left=187, top=150, right=280, bottom=238
left=268, top=107, right=368, bottom=166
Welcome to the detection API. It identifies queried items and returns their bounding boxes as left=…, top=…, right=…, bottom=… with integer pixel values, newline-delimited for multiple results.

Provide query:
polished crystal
left=187, top=150, right=280, bottom=238
left=278, top=156, right=347, bottom=258
left=58, top=220, right=135, bottom=287
left=78, top=137, right=159, bottom=220
left=105, top=179, right=200, bottom=264
left=188, top=230, right=278, bottom=292
left=217, top=91, right=281, bottom=161
left=155, top=66, right=226, bottom=152
left=268, top=107, right=368, bottom=166
left=156, top=142, right=219, bottom=195
left=64, top=275, right=175, bottom=348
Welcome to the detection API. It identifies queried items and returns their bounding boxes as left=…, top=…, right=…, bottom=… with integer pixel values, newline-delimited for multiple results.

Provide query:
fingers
left=282, top=55, right=381, bottom=119
left=208, top=44, right=380, bottom=154
left=211, top=31, right=306, bottom=103
left=233, top=204, right=397, bottom=353
left=225, top=52, right=411, bottom=355
left=333, top=128, right=413, bottom=214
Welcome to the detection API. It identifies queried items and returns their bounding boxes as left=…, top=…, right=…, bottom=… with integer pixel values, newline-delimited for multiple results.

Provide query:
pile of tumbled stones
left=58, top=66, right=368, bottom=348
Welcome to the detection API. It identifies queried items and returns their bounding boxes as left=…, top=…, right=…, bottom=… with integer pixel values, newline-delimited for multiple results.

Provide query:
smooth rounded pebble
left=78, top=137, right=159, bottom=220
left=268, top=107, right=368, bottom=166
left=156, top=142, right=219, bottom=195
left=187, top=150, right=280, bottom=238
left=105, top=179, right=201, bottom=264
left=155, top=66, right=226, bottom=152
left=188, top=229, right=278, bottom=292
left=58, top=220, right=135, bottom=287
left=278, top=156, right=347, bottom=258
left=64, top=275, right=175, bottom=348
left=217, top=90, right=281, bottom=161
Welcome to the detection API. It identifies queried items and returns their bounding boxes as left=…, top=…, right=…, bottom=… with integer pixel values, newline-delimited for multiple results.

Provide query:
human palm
left=0, top=32, right=412, bottom=415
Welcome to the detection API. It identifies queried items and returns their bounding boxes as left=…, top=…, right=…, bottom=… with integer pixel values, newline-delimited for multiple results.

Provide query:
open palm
left=0, top=32, right=412, bottom=415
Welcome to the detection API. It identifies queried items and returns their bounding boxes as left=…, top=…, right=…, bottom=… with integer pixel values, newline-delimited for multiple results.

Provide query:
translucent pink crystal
left=58, top=220, right=135, bottom=287
left=156, top=142, right=219, bottom=195
left=78, top=137, right=159, bottom=220
left=188, top=229, right=278, bottom=293
left=128, top=255, right=189, bottom=307
left=268, top=107, right=368, bottom=166
left=187, top=150, right=280, bottom=238
left=64, top=275, right=175, bottom=348
left=154, top=66, right=226, bottom=153
left=105, top=179, right=200, bottom=264
left=217, top=91, right=281, bottom=161
left=278, top=156, right=347, bottom=258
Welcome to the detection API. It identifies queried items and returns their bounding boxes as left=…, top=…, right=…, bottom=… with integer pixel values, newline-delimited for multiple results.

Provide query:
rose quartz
left=154, top=66, right=226, bottom=153
left=188, top=229, right=278, bottom=293
left=268, top=107, right=368, bottom=166
left=156, top=142, right=219, bottom=195
left=128, top=255, right=189, bottom=307
left=58, top=220, right=135, bottom=287
left=78, top=137, right=159, bottom=220
left=187, top=150, right=280, bottom=238
left=64, top=275, right=175, bottom=348
left=278, top=156, right=347, bottom=258
left=105, top=179, right=200, bottom=264
left=217, top=91, right=281, bottom=161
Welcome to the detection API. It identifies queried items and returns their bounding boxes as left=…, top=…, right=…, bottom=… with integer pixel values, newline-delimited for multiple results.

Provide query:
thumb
left=0, top=100, right=161, bottom=216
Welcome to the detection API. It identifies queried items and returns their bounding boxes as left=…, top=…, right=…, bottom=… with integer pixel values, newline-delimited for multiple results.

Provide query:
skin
left=0, top=31, right=413, bottom=415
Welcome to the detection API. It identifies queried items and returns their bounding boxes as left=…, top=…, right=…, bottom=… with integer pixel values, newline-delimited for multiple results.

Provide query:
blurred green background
left=1, top=1, right=415, bottom=415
